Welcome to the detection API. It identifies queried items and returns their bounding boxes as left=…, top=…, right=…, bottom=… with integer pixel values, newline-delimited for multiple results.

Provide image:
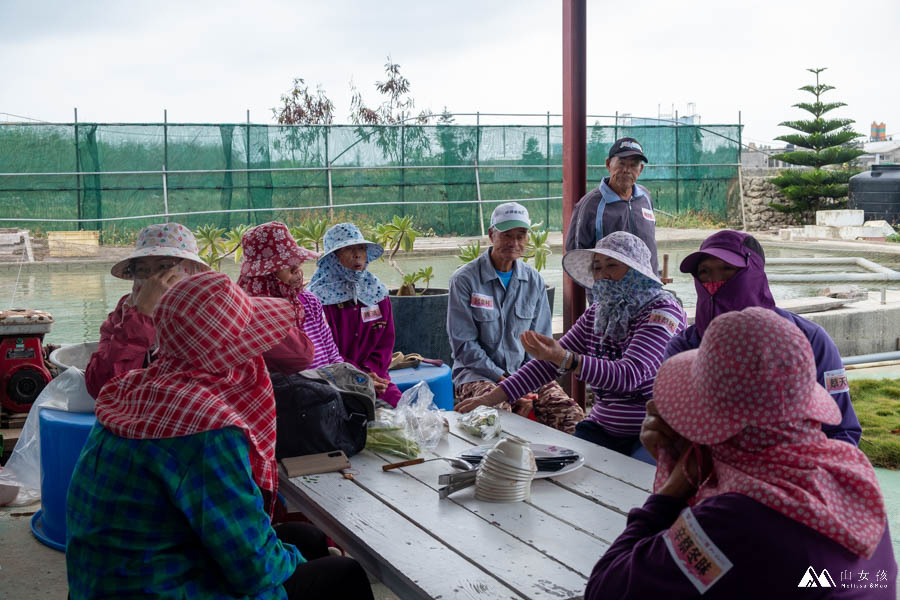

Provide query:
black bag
left=271, top=364, right=375, bottom=459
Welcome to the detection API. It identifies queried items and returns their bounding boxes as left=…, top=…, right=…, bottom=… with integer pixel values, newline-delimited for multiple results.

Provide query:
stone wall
left=739, top=169, right=796, bottom=231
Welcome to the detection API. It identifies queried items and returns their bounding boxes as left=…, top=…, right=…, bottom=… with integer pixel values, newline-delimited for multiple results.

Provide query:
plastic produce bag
left=365, top=381, right=447, bottom=459
left=458, top=405, right=501, bottom=440
left=0, top=367, right=94, bottom=505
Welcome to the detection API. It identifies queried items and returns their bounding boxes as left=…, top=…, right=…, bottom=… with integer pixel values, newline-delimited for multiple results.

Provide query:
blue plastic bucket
left=31, top=408, right=96, bottom=551
left=388, top=363, right=454, bottom=411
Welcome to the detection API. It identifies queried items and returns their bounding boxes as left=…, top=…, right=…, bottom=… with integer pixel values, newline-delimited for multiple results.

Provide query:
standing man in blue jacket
left=565, top=137, right=658, bottom=275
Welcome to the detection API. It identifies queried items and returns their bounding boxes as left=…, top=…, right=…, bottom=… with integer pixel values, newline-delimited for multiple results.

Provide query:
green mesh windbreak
left=0, top=122, right=741, bottom=237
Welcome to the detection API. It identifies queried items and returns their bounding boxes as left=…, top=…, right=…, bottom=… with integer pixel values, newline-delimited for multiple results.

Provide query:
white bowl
left=480, top=461, right=535, bottom=482
left=0, top=483, right=20, bottom=506
left=485, top=447, right=537, bottom=472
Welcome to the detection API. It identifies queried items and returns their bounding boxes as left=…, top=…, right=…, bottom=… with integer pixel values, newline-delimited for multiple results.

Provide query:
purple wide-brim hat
left=680, top=230, right=755, bottom=274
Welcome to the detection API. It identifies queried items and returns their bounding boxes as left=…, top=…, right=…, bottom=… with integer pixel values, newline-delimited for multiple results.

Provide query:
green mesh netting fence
left=0, top=122, right=741, bottom=238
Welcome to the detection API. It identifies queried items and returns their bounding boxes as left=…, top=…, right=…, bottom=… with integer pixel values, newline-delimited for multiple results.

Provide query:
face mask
left=702, top=280, right=726, bottom=296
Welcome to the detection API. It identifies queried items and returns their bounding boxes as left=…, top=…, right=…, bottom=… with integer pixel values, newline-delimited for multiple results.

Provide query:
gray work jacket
left=565, top=177, right=659, bottom=274
left=447, top=248, right=551, bottom=386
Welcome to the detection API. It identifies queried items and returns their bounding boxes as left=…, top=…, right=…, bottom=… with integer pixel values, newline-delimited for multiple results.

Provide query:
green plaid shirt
left=66, top=423, right=303, bottom=599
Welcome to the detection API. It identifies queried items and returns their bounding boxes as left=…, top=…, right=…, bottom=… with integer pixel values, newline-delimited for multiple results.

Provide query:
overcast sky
left=2, top=0, right=897, bottom=147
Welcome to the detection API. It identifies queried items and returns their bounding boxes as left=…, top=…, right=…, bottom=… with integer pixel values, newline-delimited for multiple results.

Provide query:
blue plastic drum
left=30, top=408, right=96, bottom=551
left=388, top=363, right=454, bottom=411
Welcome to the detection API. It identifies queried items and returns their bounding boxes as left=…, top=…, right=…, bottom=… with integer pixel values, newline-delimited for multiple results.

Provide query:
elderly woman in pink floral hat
left=238, top=221, right=342, bottom=374
left=586, top=307, right=896, bottom=599
left=85, top=222, right=209, bottom=397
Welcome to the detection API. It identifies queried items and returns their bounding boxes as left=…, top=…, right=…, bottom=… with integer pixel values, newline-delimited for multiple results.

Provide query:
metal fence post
left=674, top=110, right=680, bottom=214
left=163, top=109, right=169, bottom=222
left=476, top=112, right=484, bottom=237
left=246, top=109, right=251, bottom=226
left=614, top=110, right=618, bottom=142
left=326, top=125, right=334, bottom=220
left=400, top=123, right=406, bottom=217
left=162, top=164, right=169, bottom=222
left=546, top=111, right=551, bottom=227
left=74, top=107, right=82, bottom=230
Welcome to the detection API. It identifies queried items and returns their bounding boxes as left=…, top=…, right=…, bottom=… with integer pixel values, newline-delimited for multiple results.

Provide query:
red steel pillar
left=562, top=0, right=587, bottom=408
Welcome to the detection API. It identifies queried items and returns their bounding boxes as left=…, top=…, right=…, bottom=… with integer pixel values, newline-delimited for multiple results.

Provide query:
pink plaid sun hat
left=653, top=306, right=841, bottom=445
left=111, top=222, right=209, bottom=280
left=562, top=231, right=660, bottom=288
left=240, top=221, right=319, bottom=278
left=154, top=271, right=294, bottom=372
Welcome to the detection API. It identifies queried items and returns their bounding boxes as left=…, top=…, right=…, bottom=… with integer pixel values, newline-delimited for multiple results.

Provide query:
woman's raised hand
left=456, top=386, right=508, bottom=413
left=520, top=330, right=566, bottom=365
left=639, top=400, right=686, bottom=462
left=131, top=267, right=185, bottom=316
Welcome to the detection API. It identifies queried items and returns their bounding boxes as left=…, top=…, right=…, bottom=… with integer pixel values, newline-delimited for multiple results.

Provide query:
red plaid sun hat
left=95, top=271, right=294, bottom=515
left=155, top=270, right=294, bottom=371
left=240, top=221, right=319, bottom=278
left=653, top=306, right=841, bottom=445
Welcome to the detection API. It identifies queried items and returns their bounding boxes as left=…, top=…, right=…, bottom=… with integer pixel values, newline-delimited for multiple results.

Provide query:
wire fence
left=0, top=115, right=742, bottom=238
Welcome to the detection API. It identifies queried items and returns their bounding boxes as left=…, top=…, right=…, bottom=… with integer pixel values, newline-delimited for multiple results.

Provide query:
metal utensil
left=438, top=470, right=479, bottom=498
left=382, top=456, right=474, bottom=472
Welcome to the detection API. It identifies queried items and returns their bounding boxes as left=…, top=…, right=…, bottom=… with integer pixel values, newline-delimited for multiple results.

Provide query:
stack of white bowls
left=474, top=435, right=536, bottom=502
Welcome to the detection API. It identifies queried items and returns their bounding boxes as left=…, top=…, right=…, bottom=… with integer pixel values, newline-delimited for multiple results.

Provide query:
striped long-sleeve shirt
left=298, top=291, right=344, bottom=369
left=499, top=295, right=686, bottom=437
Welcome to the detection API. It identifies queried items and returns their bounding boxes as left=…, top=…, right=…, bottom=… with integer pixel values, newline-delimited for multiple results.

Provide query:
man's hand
left=639, top=400, right=685, bottom=461
left=368, top=373, right=389, bottom=395
left=456, top=386, right=508, bottom=413
left=520, top=330, right=566, bottom=365
left=131, top=268, right=185, bottom=316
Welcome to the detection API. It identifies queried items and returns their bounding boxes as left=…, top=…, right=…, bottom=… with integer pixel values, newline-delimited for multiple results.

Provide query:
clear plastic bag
left=365, top=381, right=447, bottom=459
left=0, top=367, right=94, bottom=505
left=458, top=405, right=502, bottom=440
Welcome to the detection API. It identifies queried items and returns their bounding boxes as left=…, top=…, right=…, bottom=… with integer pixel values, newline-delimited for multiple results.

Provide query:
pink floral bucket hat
left=562, top=231, right=660, bottom=288
left=111, top=222, right=209, bottom=280
left=653, top=306, right=841, bottom=445
left=240, top=221, right=319, bottom=278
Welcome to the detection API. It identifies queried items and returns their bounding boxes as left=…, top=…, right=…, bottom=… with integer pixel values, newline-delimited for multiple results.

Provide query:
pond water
left=1, top=240, right=898, bottom=346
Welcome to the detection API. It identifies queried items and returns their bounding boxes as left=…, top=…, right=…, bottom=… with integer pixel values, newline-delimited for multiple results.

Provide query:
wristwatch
left=556, top=350, right=572, bottom=375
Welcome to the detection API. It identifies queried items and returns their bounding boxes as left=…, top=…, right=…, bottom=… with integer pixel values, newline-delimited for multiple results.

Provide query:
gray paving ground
left=0, top=501, right=399, bottom=599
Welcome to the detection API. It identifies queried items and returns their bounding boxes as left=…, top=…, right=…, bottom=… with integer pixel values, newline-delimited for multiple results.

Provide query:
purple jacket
left=664, top=236, right=861, bottom=445
left=587, top=493, right=896, bottom=599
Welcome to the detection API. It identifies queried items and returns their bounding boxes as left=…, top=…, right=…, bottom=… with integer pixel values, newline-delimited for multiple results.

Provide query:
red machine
left=0, top=309, right=53, bottom=416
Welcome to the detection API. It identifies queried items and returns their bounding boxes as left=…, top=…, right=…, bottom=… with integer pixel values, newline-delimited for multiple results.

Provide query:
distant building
left=741, top=143, right=794, bottom=169
left=622, top=103, right=701, bottom=127
left=870, top=122, right=887, bottom=142
left=859, top=140, right=900, bottom=167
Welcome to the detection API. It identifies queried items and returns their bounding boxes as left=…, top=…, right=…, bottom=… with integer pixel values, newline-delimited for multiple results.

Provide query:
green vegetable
left=365, top=425, right=421, bottom=459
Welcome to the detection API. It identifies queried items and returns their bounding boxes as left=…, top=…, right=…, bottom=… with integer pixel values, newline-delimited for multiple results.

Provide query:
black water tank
left=849, top=164, right=900, bottom=226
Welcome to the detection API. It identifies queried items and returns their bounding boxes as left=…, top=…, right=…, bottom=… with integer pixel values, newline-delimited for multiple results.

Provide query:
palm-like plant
left=223, top=224, right=251, bottom=264
left=290, top=218, right=330, bottom=253
left=195, top=225, right=228, bottom=270
left=457, top=239, right=482, bottom=264
left=372, top=216, right=421, bottom=295
left=524, top=227, right=551, bottom=273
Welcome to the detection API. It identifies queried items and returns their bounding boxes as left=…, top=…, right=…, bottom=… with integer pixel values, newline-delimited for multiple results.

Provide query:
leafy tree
left=272, top=78, right=335, bottom=125
left=521, top=137, right=544, bottom=165
left=348, top=57, right=432, bottom=166
left=271, top=78, right=334, bottom=167
left=769, top=68, right=864, bottom=222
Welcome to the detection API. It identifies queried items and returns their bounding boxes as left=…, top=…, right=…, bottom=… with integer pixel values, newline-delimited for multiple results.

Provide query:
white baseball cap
left=489, top=202, right=531, bottom=232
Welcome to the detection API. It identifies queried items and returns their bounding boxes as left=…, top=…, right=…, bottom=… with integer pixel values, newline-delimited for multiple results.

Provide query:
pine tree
left=769, top=67, right=864, bottom=222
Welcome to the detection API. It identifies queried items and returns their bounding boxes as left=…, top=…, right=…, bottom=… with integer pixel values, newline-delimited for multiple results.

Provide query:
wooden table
left=279, top=411, right=655, bottom=600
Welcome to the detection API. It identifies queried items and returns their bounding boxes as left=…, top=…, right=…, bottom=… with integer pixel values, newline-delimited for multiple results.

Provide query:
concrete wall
left=799, top=292, right=900, bottom=358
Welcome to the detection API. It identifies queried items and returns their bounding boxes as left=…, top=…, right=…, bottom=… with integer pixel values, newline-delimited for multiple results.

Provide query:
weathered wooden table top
left=279, top=411, right=655, bottom=600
